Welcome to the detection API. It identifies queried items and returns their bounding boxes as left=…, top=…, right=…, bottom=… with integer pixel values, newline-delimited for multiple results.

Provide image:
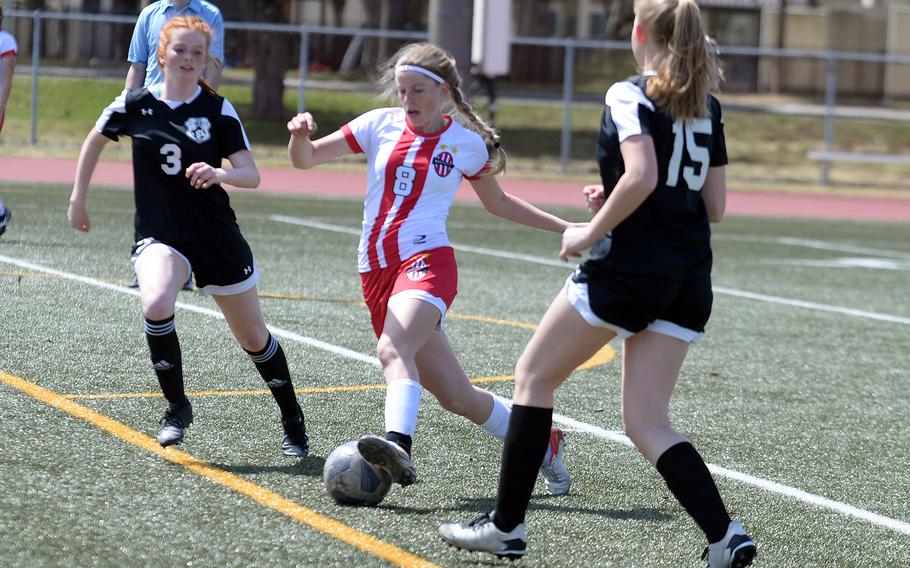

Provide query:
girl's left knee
left=236, top=326, right=269, bottom=352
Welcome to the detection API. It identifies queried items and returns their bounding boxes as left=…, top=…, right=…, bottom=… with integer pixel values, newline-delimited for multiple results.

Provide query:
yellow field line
left=66, top=383, right=390, bottom=400
left=259, top=291, right=366, bottom=306
left=0, top=370, right=439, bottom=568
left=446, top=311, right=537, bottom=330
left=7, top=269, right=535, bottom=330
left=65, top=345, right=617, bottom=400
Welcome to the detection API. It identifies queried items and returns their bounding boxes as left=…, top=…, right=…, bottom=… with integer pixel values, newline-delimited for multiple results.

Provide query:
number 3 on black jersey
left=666, top=119, right=710, bottom=192
left=160, top=143, right=182, bottom=175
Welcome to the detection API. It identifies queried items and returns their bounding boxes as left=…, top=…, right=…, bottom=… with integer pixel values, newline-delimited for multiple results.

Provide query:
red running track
left=1, top=155, right=908, bottom=222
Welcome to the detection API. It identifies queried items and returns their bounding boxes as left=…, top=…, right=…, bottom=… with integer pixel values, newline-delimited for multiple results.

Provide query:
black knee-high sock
left=493, top=404, right=553, bottom=532
left=246, top=334, right=302, bottom=420
left=144, top=315, right=187, bottom=406
left=655, top=441, right=732, bottom=543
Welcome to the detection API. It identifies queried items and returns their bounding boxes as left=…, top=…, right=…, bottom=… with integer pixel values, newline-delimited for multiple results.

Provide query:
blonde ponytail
left=378, top=42, right=506, bottom=176
left=635, top=0, right=722, bottom=121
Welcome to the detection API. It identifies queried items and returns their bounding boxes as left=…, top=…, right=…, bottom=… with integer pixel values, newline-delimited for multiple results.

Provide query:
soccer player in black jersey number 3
left=439, top=1, right=756, bottom=567
left=67, top=17, right=310, bottom=457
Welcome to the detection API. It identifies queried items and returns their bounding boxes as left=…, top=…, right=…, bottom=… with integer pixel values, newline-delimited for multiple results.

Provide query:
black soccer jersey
left=96, top=85, right=251, bottom=242
left=585, top=74, right=727, bottom=280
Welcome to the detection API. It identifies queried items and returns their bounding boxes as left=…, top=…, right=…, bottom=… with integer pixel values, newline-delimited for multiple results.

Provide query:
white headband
left=396, top=64, right=446, bottom=85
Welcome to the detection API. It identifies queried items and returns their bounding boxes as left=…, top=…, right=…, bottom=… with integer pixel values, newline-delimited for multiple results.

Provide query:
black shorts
left=566, top=266, right=712, bottom=343
left=130, top=233, right=260, bottom=296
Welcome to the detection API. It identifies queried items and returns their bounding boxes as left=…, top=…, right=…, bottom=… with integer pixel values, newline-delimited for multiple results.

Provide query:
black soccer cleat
left=157, top=401, right=193, bottom=447
left=281, top=413, right=309, bottom=457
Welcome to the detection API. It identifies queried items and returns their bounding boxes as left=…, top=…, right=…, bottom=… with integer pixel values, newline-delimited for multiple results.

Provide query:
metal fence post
left=820, top=54, right=838, bottom=186
left=29, top=10, right=42, bottom=145
left=560, top=43, right=575, bottom=172
left=297, top=27, right=310, bottom=113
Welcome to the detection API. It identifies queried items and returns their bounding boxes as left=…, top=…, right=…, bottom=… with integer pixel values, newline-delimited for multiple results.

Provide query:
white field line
left=546, top=410, right=910, bottom=536
left=712, top=286, right=910, bottom=325
left=270, top=215, right=910, bottom=326
left=760, top=258, right=910, bottom=270
left=3, top=251, right=909, bottom=538
left=713, top=234, right=910, bottom=260
left=0, top=254, right=380, bottom=367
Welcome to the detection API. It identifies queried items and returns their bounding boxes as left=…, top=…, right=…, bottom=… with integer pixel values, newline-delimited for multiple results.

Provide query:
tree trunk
left=428, top=0, right=473, bottom=91
left=360, top=0, right=407, bottom=69
left=251, top=34, right=291, bottom=119
left=243, top=0, right=293, bottom=119
left=217, top=0, right=293, bottom=119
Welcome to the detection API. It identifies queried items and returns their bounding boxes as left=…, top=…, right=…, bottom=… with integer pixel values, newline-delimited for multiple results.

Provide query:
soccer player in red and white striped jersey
left=288, top=42, right=573, bottom=495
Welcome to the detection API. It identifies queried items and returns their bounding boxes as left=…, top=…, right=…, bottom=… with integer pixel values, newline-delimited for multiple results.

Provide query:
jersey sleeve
left=340, top=108, right=387, bottom=155
left=95, top=89, right=131, bottom=141
left=461, top=134, right=491, bottom=180
left=708, top=96, right=728, bottom=167
left=0, top=33, right=18, bottom=58
left=605, top=81, right=655, bottom=143
left=217, top=98, right=252, bottom=158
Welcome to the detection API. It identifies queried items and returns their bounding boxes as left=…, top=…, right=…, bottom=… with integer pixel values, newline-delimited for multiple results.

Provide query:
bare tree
left=428, top=0, right=472, bottom=89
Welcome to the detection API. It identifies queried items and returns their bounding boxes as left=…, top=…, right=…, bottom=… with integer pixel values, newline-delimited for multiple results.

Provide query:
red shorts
left=360, top=246, right=458, bottom=338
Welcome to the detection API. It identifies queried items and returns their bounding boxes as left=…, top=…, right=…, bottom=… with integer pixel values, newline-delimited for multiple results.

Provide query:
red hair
left=156, top=16, right=217, bottom=94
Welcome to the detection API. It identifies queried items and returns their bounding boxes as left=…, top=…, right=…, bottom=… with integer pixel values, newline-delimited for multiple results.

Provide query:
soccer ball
left=323, top=441, right=392, bottom=506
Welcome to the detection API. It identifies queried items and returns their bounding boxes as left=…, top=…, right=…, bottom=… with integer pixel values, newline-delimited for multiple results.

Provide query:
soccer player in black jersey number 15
left=67, top=16, right=310, bottom=457
left=439, top=1, right=756, bottom=567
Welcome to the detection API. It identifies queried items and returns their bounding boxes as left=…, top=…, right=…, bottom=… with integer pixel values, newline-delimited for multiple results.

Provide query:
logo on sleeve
left=432, top=151, right=454, bottom=178
left=184, top=117, right=212, bottom=143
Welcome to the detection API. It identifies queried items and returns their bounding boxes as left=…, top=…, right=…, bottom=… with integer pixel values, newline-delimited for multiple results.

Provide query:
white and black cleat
left=702, top=521, right=756, bottom=568
left=157, top=401, right=193, bottom=447
left=281, top=413, right=309, bottom=457
left=439, top=513, right=527, bottom=560
left=0, top=208, right=10, bottom=237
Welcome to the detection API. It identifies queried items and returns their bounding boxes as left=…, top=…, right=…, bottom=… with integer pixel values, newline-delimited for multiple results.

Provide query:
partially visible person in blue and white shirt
left=126, top=0, right=224, bottom=90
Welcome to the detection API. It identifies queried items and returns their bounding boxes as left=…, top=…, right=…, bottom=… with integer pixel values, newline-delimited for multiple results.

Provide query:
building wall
left=759, top=7, right=895, bottom=97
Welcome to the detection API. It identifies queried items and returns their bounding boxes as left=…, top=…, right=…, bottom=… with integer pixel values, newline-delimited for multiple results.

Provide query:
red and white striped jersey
left=342, top=107, right=489, bottom=273
left=0, top=31, right=17, bottom=60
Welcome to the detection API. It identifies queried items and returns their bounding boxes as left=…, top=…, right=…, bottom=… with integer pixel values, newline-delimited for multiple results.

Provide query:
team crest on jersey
left=184, top=117, right=212, bottom=143
left=432, top=151, right=454, bottom=178
left=406, top=256, right=430, bottom=281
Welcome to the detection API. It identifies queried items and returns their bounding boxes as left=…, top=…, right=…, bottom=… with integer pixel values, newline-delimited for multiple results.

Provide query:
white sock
left=0, top=197, right=5, bottom=215
left=480, top=396, right=555, bottom=463
left=384, top=378, right=422, bottom=436
left=480, top=396, right=510, bottom=439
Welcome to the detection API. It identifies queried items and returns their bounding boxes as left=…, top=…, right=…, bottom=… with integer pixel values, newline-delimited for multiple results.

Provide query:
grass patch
left=0, top=180, right=908, bottom=566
